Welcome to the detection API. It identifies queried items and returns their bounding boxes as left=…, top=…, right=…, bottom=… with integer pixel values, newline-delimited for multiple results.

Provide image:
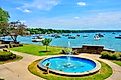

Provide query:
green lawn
left=10, top=44, right=64, bottom=56
left=28, top=59, right=112, bottom=80
left=112, top=60, right=121, bottom=66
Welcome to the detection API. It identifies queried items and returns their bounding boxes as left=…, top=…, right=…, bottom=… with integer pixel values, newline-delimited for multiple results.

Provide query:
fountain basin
left=38, top=55, right=101, bottom=76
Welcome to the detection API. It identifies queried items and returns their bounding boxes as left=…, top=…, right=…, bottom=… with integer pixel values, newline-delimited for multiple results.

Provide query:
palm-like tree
left=9, top=21, right=27, bottom=43
left=41, top=38, right=52, bottom=51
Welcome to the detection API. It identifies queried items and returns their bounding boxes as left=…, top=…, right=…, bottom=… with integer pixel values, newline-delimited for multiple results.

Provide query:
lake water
left=2, top=32, right=121, bottom=52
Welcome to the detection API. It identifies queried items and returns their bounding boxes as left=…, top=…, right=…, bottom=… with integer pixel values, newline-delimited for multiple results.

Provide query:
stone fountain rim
left=37, top=55, right=101, bottom=76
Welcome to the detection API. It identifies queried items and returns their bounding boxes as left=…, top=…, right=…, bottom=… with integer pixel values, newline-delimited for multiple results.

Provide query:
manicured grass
left=10, top=44, right=64, bottom=56
left=112, top=60, right=121, bottom=66
left=28, top=59, right=112, bottom=80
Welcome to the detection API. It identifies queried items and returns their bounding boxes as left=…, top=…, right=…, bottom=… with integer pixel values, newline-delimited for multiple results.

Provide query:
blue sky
left=0, top=0, right=121, bottom=30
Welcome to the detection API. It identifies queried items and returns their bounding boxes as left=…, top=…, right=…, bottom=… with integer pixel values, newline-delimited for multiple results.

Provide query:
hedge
left=101, top=51, right=121, bottom=60
left=0, top=51, right=16, bottom=61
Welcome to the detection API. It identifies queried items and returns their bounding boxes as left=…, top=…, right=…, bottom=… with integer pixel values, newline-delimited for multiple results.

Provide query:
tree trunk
left=46, top=45, right=47, bottom=51
left=14, top=36, right=17, bottom=43
left=10, top=35, right=18, bottom=43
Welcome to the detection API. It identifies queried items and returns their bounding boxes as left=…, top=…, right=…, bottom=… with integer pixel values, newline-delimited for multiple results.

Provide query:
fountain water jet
left=63, top=41, right=74, bottom=68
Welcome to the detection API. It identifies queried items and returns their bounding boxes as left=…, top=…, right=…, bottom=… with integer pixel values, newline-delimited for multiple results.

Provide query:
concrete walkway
left=80, top=53, right=121, bottom=80
left=0, top=51, right=45, bottom=80
left=0, top=51, right=121, bottom=80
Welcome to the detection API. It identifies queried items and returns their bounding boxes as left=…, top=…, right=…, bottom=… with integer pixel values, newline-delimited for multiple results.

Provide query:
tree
left=9, top=21, right=27, bottom=43
left=0, top=8, right=28, bottom=43
left=41, top=38, right=52, bottom=51
left=0, top=8, right=10, bottom=22
left=0, top=8, right=10, bottom=35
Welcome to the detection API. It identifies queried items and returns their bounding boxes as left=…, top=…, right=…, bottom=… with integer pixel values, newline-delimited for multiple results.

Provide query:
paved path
left=0, top=51, right=45, bottom=80
left=80, top=53, right=121, bottom=80
left=0, top=51, right=121, bottom=80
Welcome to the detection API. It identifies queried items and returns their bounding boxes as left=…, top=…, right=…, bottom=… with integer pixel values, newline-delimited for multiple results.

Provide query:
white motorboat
left=32, top=36, right=44, bottom=42
left=94, top=35, right=100, bottom=40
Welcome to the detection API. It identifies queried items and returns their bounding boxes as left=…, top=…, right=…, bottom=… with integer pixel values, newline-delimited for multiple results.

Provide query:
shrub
left=100, top=51, right=110, bottom=59
left=109, top=54, right=118, bottom=60
left=101, top=51, right=121, bottom=60
left=0, top=51, right=16, bottom=61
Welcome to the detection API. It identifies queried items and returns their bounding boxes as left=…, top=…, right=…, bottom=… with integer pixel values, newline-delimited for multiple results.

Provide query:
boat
left=55, top=35, right=61, bottom=38
left=112, top=32, right=115, bottom=34
left=83, top=35, right=88, bottom=37
left=76, top=34, right=80, bottom=37
left=94, top=35, right=100, bottom=40
left=50, top=34, right=61, bottom=38
left=32, top=36, right=44, bottom=42
left=68, top=36, right=75, bottom=39
left=115, top=36, right=121, bottom=39
left=96, top=33, right=104, bottom=37
left=83, top=34, right=88, bottom=37
left=62, top=34, right=71, bottom=37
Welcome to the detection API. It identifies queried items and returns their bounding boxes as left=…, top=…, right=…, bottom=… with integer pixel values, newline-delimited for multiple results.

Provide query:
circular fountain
left=38, top=55, right=101, bottom=76
left=38, top=41, right=101, bottom=76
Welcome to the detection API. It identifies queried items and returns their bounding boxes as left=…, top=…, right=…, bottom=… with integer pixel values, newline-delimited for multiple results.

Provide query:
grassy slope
left=10, top=44, right=64, bottom=56
left=28, top=60, right=112, bottom=80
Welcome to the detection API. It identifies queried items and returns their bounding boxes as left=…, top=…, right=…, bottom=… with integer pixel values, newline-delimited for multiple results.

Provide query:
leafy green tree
left=0, top=8, right=10, bottom=35
left=0, top=8, right=10, bottom=22
left=41, top=38, right=52, bottom=51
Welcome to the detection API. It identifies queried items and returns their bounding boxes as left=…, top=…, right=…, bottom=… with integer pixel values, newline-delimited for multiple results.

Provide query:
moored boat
left=94, top=35, right=100, bottom=40
left=115, top=36, right=121, bottom=39
left=76, top=34, right=80, bottom=37
left=32, top=36, right=44, bottom=42
left=68, top=36, right=76, bottom=39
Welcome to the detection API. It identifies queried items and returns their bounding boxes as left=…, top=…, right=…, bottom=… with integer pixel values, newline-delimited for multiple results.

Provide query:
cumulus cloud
left=77, top=2, right=87, bottom=6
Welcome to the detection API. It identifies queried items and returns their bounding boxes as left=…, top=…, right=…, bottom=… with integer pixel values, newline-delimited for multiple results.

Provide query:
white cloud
left=17, top=0, right=60, bottom=11
left=28, top=11, right=121, bottom=30
left=77, top=2, right=87, bottom=6
left=74, top=16, right=80, bottom=19
left=23, top=9, right=31, bottom=13
left=16, top=7, right=31, bottom=13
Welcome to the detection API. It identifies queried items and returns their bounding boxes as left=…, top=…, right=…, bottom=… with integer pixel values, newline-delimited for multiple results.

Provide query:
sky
left=0, top=0, right=121, bottom=30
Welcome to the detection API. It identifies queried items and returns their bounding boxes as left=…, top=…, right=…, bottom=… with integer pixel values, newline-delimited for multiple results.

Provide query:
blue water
left=2, top=32, right=121, bottom=51
left=39, top=56, right=96, bottom=73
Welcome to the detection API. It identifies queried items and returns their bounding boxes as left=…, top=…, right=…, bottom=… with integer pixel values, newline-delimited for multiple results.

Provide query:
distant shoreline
left=27, top=28, right=121, bottom=34
left=74, top=30, right=121, bottom=33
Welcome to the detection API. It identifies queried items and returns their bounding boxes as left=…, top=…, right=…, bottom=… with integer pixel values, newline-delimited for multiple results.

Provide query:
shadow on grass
left=39, top=51, right=51, bottom=53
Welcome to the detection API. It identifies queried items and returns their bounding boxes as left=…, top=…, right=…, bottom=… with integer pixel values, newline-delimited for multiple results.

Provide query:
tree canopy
left=0, top=7, right=10, bottom=22
left=41, top=38, right=52, bottom=51
left=0, top=8, right=10, bottom=35
left=9, top=21, right=27, bottom=42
